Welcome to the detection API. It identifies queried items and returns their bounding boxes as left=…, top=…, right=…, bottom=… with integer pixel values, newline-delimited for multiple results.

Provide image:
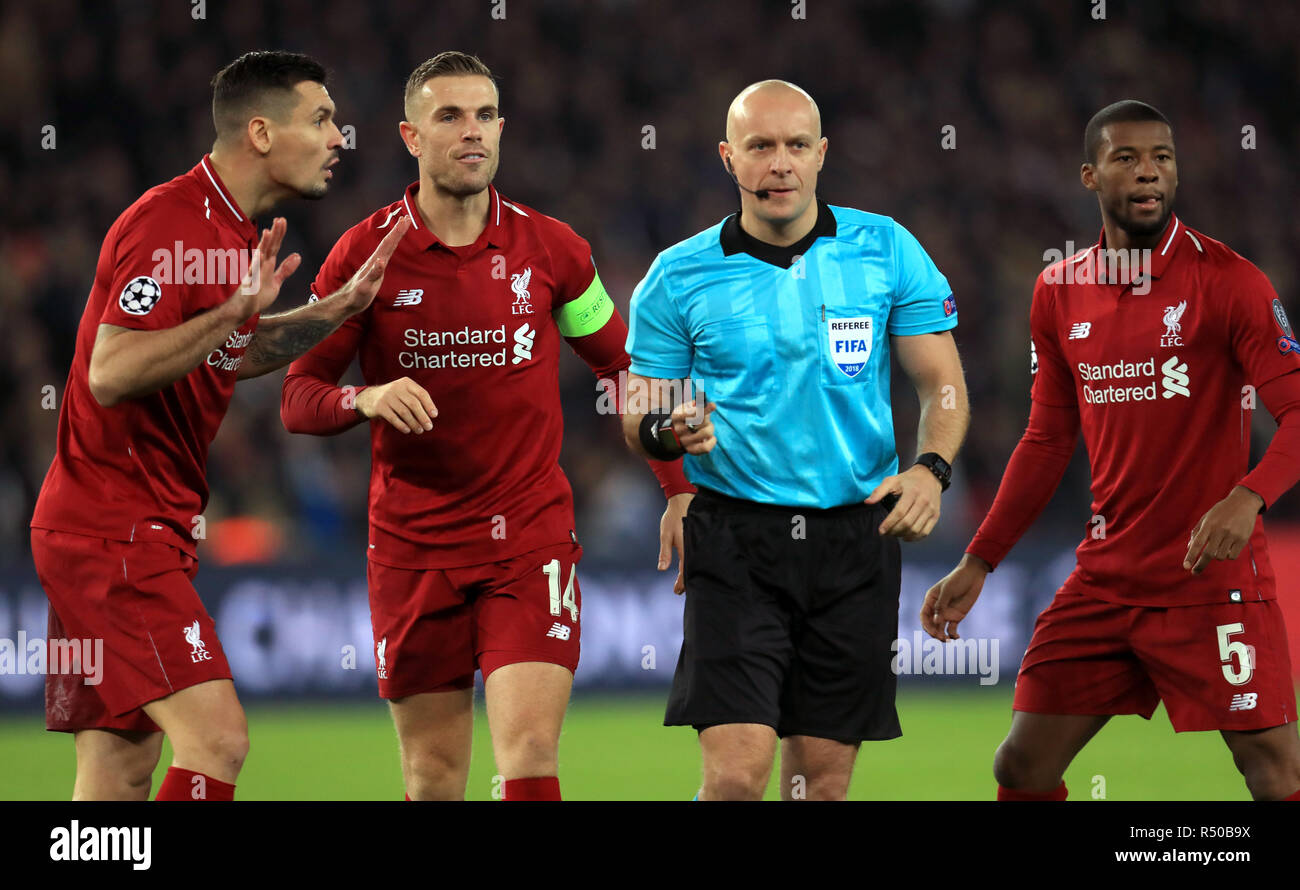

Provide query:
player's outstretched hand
left=1184, top=484, right=1265, bottom=574
left=338, top=216, right=412, bottom=315
left=658, top=492, right=693, bottom=595
left=866, top=464, right=942, bottom=540
left=233, top=217, right=301, bottom=319
left=920, top=554, right=990, bottom=641
left=670, top=398, right=717, bottom=455
left=354, top=376, right=437, bottom=434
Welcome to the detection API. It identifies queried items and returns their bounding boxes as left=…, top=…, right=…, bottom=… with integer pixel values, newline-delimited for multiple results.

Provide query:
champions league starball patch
left=1273, top=299, right=1299, bottom=354
left=119, top=276, right=162, bottom=316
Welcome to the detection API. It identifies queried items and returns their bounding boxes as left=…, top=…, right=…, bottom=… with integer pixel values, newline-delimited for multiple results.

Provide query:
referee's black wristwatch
left=913, top=452, right=952, bottom=491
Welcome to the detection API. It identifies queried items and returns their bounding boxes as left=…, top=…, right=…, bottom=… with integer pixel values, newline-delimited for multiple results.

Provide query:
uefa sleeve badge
left=119, top=276, right=163, bottom=316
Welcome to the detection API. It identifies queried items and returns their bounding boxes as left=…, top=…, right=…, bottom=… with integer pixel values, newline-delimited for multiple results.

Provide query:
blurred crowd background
left=3, top=0, right=1299, bottom=569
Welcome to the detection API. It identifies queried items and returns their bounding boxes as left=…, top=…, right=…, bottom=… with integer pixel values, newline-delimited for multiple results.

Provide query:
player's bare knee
left=196, top=727, right=249, bottom=776
left=704, top=758, right=769, bottom=800
left=124, top=745, right=164, bottom=791
left=704, top=770, right=766, bottom=801
left=498, top=729, right=559, bottom=775
left=404, top=747, right=468, bottom=789
left=404, top=764, right=467, bottom=801
left=798, top=773, right=851, bottom=801
left=993, top=738, right=1052, bottom=789
left=1227, top=733, right=1300, bottom=800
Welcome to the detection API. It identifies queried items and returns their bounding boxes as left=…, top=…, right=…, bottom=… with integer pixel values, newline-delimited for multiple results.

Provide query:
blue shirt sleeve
left=887, top=220, right=957, bottom=335
left=627, top=254, right=694, bottom=378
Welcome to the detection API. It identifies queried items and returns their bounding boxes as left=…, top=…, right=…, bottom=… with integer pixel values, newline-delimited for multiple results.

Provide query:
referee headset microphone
left=725, top=155, right=770, bottom=200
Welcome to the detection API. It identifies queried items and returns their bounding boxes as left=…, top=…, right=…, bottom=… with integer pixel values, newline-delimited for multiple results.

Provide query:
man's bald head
left=725, top=80, right=821, bottom=143
left=718, top=79, right=827, bottom=238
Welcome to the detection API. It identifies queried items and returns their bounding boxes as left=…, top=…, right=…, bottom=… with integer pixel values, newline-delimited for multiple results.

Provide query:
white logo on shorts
left=184, top=620, right=212, bottom=663
left=1228, top=692, right=1258, bottom=711
left=377, top=637, right=389, bottom=679
left=545, top=623, right=571, bottom=641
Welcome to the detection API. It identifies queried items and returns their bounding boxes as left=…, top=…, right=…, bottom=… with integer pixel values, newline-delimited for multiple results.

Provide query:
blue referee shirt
left=626, top=201, right=956, bottom=508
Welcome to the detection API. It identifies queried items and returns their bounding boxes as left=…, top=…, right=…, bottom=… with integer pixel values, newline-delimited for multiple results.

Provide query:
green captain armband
left=554, top=271, right=615, bottom=338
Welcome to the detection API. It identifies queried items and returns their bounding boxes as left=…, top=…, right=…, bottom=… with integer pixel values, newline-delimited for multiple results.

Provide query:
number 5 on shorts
left=1216, top=622, right=1253, bottom=686
left=543, top=559, right=579, bottom=622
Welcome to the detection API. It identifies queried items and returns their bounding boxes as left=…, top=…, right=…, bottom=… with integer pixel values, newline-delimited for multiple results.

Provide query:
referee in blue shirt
left=622, top=80, right=970, bottom=801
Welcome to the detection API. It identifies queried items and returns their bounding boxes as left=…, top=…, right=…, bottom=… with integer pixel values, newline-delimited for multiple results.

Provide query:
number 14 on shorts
left=543, top=559, right=579, bottom=622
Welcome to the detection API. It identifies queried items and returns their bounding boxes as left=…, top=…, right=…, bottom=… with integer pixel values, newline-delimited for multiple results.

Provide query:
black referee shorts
left=664, top=487, right=902, bottom=744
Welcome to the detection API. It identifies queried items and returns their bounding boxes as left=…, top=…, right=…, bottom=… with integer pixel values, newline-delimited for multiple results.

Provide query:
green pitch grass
left=0, top=687, right=1266, bottom=800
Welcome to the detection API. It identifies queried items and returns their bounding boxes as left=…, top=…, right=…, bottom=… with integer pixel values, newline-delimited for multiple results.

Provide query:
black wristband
left=914, top=452, right=952, bottom=491
left=639, top=411, right=684, bottom=461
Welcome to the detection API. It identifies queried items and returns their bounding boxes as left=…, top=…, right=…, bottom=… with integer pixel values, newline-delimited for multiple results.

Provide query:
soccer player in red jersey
left=31, top=51, right=411, bottom=800
left=280, top=52, right=693, bottom=801
left=923, top=101, right=1300, bottom=800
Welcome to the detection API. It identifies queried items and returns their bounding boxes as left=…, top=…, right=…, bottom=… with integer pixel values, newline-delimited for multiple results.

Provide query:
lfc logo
left=511, top=267, right=534, bottom=315
left=1161, top=301, right=1186, bottom=347
left=184, top=620, right=212, bottom=663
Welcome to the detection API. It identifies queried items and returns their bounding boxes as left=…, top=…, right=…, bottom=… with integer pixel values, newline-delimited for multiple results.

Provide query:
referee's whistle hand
left=867, top=466, right=942, bottom=541
left=671, top=400, right=717, bottom=455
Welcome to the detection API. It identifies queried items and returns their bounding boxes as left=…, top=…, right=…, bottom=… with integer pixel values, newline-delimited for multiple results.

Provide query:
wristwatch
left=914, top=452, right=952, bottom=491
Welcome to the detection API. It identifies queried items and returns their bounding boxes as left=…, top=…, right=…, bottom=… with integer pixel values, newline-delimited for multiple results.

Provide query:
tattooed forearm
left=238, top=313, right=344, bottom=379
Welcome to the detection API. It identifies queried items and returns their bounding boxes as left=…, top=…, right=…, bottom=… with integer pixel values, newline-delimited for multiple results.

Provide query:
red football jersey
left=974, top=216, right=1300, bottom=606
left=31, top=156, right=260, bottom=557
left=282, top=184, right=601, bottom=569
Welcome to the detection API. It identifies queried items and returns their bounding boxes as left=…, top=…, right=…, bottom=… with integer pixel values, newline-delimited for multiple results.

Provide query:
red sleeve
left=1239, top=370, right=1300, bottom=509
left=567, top=309, right=695, bottom=499
left=1028, top=275, right=1076, bottom=408
left=967, top=276, right=1080, bottom=568
left=98, top=203, right=190, bottom=331
left=280, top=315, right=369, bottom=435
left=967, top=399, right=1080, bottom=569
left=547, top=220, right=597, bottom=304
left=1227, top=264, right=1300, bottom=390
left=280, top=231, right=369, bottom=436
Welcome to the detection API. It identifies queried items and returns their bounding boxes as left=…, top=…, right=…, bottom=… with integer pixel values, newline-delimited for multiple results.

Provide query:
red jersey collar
left=400, top=182, right=505, bottom=252
left=1092, top=214, right=1186, bottom=284
left=195, top=155, right=258, bottom=242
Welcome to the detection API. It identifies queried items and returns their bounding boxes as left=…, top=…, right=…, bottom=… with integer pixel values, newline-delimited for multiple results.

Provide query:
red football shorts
left=31, top=529, right=232, bottom=733
left=366, top=541, right=583, bottom=699
left=1014, top=590, right=1296, bottom=731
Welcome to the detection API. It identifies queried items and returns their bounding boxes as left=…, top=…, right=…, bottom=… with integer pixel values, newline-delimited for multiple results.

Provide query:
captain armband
left=639, top=411, right=684, bottom=461
left=554, top=271, right=615, bottom=338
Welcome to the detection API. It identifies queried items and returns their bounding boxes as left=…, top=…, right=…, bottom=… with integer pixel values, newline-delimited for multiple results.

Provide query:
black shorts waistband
left=693, top=486, right=883, bottom=516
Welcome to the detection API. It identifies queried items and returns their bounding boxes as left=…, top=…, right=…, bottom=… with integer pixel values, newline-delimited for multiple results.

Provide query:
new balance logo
left=1160, top=355, right=1190, bottom=398
left=1068, top=322, right=1091, bottom=340
left=394, top=289, right=423, bottom=307
left=545, top=623, right=571, bottom=641
left=512, top=322, right=535, bottom=364
left=184, top=620, right=211, bottom=663
left=1229, top=692, right=1258, bottom=711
